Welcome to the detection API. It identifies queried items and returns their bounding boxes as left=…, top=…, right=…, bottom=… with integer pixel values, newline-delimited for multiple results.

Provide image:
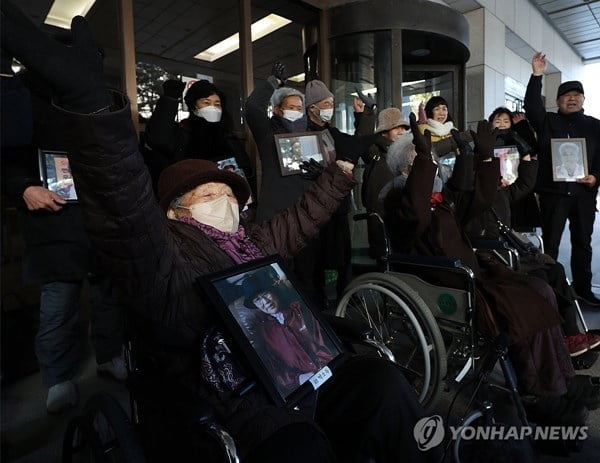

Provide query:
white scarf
left=425, top=118, right=455, bottom=137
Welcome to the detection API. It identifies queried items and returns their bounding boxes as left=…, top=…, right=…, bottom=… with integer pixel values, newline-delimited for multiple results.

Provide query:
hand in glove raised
left=409, top=113, right=432, bottom=157
left=451, top=130, right=473, bottom=157
left=163, top=79, right=185, bottom=99
left=1, top=1, right=111, bottom=113
left=354, top=86, right=376, bottom=110
left=470, top=120, right=497, bottom=161
left=271, top=62, right=286, bottom=86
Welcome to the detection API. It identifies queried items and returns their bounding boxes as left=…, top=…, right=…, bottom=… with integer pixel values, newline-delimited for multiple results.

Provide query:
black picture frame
left=550, top=138, right=588, bottom=182
left=197, top=255, right=347, bottom=407
left=38, top=150, right=78, bottom=202
left=274, top=131, right=328, bottom=176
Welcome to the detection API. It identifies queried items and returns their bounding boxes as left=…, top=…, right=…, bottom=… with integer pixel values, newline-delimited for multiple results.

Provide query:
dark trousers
left=538, top=192, right=596, bottom=295
left=523, top=260, right=580, bottom=336
left=245, top=356, right=440, bottom=463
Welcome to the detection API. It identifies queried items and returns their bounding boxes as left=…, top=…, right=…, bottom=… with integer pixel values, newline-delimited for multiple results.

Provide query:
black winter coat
left=2, top=74, right=96, bottom=284
left=145, top=94, right=253, bottom=178
left=524, top=74, right=600, bottom=196
left=59, top=100, right=355, bottom=456
left=244, top=80, right=314, bottom=222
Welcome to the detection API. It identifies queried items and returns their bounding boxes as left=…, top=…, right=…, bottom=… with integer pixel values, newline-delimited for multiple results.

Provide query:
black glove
left=354, top=86, right=376, bottom=110
left=470, top=120, right=497, bottom=160
left=511, top=132, right=532, bottom=158
left=1, top=1, right=111, bottom=113
left=409, top=112, right=432, bottom=157
left=271, top=62, right=286, bottom=85
left=162, top=79, right=185, bottom=99
left=300, top=159, right=324, bottom=180
left=451, top=129, right=473, bottom=156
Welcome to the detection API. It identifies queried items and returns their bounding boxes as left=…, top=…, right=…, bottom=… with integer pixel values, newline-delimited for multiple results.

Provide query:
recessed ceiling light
left=44, top=0, right=97, bottom=29
left=195, top=14, right=291, bottom=62
left=287, top=73, right=305, bottom=82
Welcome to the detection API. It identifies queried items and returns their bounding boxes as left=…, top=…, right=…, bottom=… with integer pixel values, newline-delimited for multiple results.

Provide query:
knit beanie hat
left=158, top=159, right=250, bottom=212
left=304, top=80, right=334, bottom=107
left=184, top=80, right=223, bottom=111
left=270, top=87, right=305, bottom=108
left=376, top=108, right=410, bottom=133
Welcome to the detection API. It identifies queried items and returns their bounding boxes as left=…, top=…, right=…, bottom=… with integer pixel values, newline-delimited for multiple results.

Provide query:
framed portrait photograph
left=550, top=138, right=588, bottom=182
left=274, top=132, right=327, bottom=176
left=493, top=145, right=520, bottom=185
left=38, top=150, right=78, bottom=201
left=197, top=256, right=347, bottom=407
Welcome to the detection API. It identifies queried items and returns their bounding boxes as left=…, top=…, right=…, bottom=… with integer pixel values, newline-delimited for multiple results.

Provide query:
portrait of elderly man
left=553, top=141, right=586, bottom=180
left=242, top=270, right=336, bottom=394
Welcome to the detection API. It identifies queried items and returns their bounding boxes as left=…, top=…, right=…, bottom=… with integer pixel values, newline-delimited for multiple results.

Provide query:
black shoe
left=524, top=394, right=589, bottom=426
left=576, top=291, right=600, bottom=307
left=567, top=375, right=600, bottom=411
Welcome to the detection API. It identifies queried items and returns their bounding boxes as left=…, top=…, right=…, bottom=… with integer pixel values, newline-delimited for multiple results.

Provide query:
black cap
left=557, top=81, right=584, bottom=98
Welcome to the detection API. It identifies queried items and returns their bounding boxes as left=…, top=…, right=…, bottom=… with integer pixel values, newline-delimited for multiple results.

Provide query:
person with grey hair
left=555, top=142, right=585, bottom=180
left=244, top=63, right=310, bottom=223
left=244, top=65, right=324, bottom=304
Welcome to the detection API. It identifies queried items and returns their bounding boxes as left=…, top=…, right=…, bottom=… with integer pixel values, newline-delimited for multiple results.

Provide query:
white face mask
left=180, top=195, right=239, bottom=233
left=194, top=105, right=222, bottom=123
left=282, top=109, right=304, bottom=122
left=317, top=108, right=334, bottom=122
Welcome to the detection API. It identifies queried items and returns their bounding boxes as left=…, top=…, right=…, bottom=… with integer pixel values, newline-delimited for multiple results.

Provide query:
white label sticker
left=309, top=366, right=333, bottom=390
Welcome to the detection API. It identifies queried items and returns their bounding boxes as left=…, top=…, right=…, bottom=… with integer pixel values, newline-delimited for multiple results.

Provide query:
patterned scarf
left=179, top=216, right=264, bottom=264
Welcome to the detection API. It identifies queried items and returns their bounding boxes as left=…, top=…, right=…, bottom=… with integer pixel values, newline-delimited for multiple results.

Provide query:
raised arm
left=244, top=67, right=280, bottom=146
left=252, top=162, right=356, bottom=258
left=524, top=52, right=548, bottom=134
left=145, top=80, right=186, bottom=159
left=1, top=4, right=177, bottom=319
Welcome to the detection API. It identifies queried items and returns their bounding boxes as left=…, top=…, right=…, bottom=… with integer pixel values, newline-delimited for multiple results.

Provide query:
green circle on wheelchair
left=437, top=293, right=458, bottom=315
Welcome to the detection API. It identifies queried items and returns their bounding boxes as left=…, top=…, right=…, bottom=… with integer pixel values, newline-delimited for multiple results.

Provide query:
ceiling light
left=195, top=14, right=291, bottom=62
left=402, top=79, right=426, bottom=86
left=44, top=0, right=97, bottom=29
left=287, top=73, right=305, bottom=82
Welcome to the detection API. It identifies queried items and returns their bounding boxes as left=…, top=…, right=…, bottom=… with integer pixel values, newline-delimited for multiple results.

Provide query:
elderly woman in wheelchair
left=373, top=113, right=599, bottom=427
left=1, top=5, right=442, bottom=461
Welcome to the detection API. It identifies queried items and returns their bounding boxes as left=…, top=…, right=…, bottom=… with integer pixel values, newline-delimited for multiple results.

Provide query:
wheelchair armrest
left=388, top=253, right=463, bottom=269
left=322, top=313, right=373, bottom=340
left=470, top=237, right=511, bottom=250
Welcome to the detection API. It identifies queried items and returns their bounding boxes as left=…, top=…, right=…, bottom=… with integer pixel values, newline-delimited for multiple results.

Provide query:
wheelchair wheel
left=63, top=415, right=106, bottom=462
left=336, top=273, right=446, bottom=410
left=63, top=392, right=145, bottom=463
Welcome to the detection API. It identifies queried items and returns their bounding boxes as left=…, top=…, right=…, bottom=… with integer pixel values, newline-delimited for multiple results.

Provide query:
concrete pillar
left=119, top=0, right=138, bottom=134
left=464, top=8, right=505, bottom=127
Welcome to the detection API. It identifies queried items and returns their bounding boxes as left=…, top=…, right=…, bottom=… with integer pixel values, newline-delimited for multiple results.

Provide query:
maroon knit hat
left=157, top=159, right=250, bottom=212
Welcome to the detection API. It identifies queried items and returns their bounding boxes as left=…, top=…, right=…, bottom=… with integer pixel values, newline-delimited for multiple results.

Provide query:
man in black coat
left=1, top=60, right=125, bottom=414
left=524, top=52, right=600, bottom=306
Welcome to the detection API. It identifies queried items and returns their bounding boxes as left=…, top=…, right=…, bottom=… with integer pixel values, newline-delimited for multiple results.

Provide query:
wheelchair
left=337, top=213, right=527, bottom=412
left=62, top=306, right=394, bottom=463
left=62, top=326, right=240, bottom=463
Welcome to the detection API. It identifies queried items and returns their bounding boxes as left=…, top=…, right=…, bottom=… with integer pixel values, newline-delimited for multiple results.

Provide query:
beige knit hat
left=376, top=108, right=410, bottom=133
